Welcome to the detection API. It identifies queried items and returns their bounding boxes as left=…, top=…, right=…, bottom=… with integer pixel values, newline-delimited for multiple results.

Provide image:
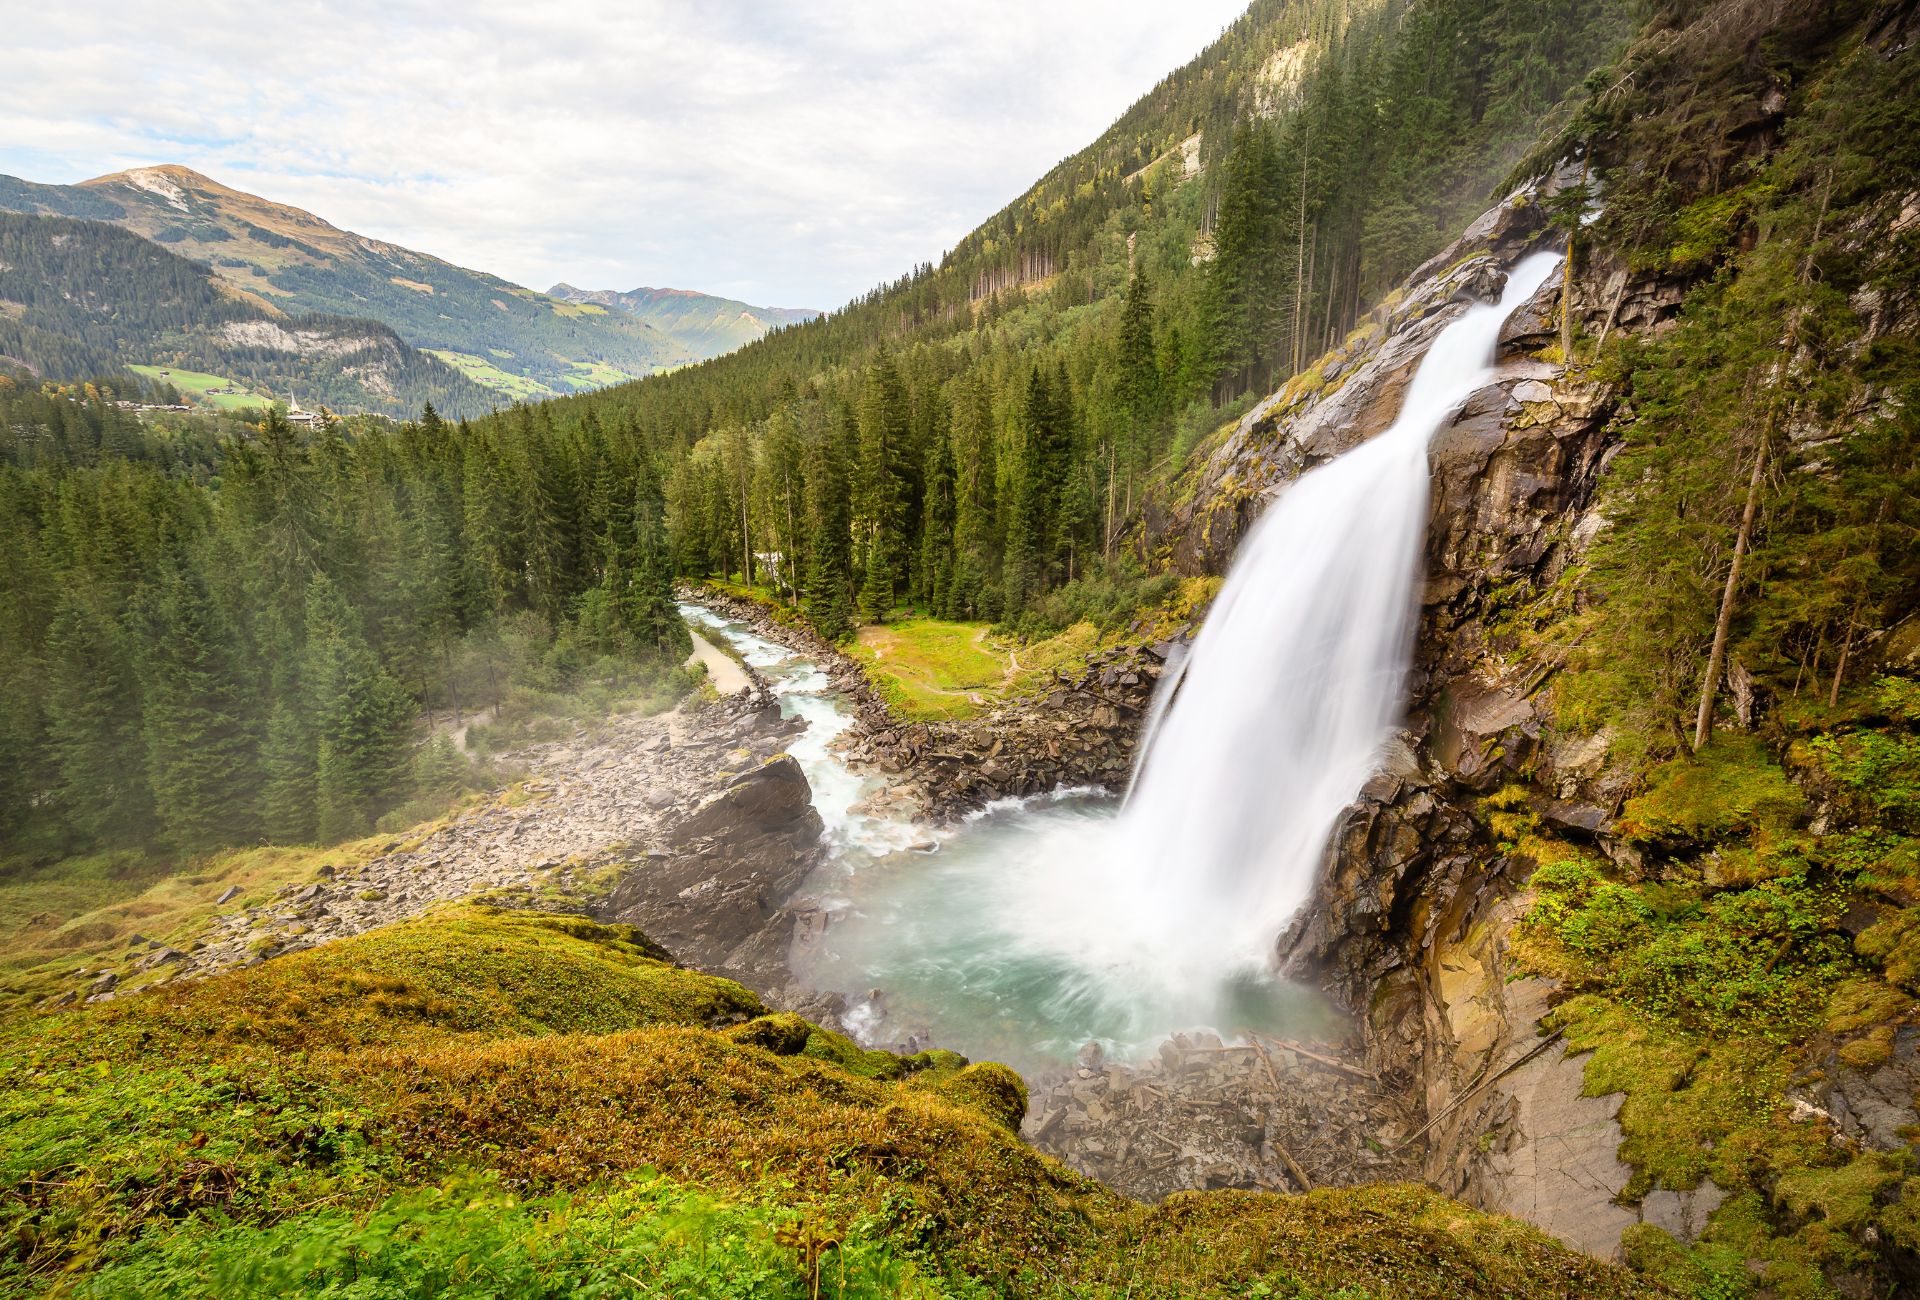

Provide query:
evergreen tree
left=43, top=593, right=152, bottom=844
left=855, top=351, right=910, bottom=620
left=135, top=567, right=261, bottom=854
left=803, top=413, right=856, bottom=639
left=917, top=431, right=956, bottom=617
left=259, top=699, right=317, bottom=843
left=303, top=575, right=414, bottom=842
left=630, top=456, right=692, bottom=662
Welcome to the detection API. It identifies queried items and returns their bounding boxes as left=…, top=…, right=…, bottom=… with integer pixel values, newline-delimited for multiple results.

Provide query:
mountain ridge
left=547, top=281, right=821, bottom=358
left=0, top=165, right=815, bottom=400
left=0, top=210, right=497, bottom=417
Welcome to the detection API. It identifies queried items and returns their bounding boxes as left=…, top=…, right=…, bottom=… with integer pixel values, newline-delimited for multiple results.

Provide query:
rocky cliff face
left=1129, top=175, right=1717, bottom=1255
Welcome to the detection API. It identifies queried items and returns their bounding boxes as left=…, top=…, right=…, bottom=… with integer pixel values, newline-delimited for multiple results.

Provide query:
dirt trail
left=688, top=630, right=751, bottom=694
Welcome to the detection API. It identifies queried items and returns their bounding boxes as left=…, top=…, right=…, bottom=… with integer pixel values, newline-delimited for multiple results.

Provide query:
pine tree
left=917, top=431, right=956, bottom=617
left=259, top=698, right=317, bottom=843
left=947, top=371, right=997, bottom=620
left=855, top=350, right=911, bottom=619
left=135, top=568, right=262, bottom=854
left=803, top=413, right=856, bottom=639
left=303, top=575, right=414, bottom=842
left=631, top=455, right=691, bottom=662
left=44, top=592, right=153, bottom=844
left=1203, top=122, right=1285, bottom=396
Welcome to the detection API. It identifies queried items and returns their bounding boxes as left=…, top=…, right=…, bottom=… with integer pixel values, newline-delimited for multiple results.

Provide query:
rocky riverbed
left=60, top=682, right=820, bottom=1004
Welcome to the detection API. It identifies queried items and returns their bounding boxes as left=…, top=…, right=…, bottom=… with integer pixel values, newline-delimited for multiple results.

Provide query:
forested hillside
left=0, top=214, right=495, bottom=418
left=508, top=0, right=1635, bottom=637
left=0, top=387, right=689, bottom=857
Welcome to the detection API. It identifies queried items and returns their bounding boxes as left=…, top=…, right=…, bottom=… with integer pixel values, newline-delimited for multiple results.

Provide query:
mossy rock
left=726, top=1011, right=813, bottom=1055
left=917, top=1061, right=1029, bottom=1134
left=1617, top=737, right=1806, bottom=849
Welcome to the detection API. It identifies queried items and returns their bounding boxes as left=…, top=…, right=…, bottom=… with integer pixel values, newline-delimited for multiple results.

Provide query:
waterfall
left=1100, top=251, right=1564, bottom=981
left=796, top=253, right=1565, bottom=1063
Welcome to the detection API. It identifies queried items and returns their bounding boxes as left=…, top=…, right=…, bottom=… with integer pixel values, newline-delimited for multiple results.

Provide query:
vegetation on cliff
left=1453, top=2, right=1920, bottom=1292
left=1536, top=0, right=1920, bottom=760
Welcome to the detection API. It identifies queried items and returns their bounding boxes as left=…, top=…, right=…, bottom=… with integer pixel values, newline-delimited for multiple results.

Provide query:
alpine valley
left=0, top=165, right=819, bottom=416
left=3, top=1, right=1920, bottom=1298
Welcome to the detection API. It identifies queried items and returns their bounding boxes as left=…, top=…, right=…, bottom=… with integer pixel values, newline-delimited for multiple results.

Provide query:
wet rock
left=600, top=755, right=825, bottom=992
left=1475, top=1041, right=1638, bottom=1260
left=1498, top=274, right=1561, bottom=354
left=1024, top=1028, right=1416, bottom=1202
left=1797, top=1025, right=1920, bottom=1152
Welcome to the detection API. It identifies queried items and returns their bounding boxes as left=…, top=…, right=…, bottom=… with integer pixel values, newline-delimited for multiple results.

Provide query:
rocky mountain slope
left=0, top=166, right=688, bottom=399
left=548, top=283, right=819, bottom=358
left=0, top=213, right=494, bottom=418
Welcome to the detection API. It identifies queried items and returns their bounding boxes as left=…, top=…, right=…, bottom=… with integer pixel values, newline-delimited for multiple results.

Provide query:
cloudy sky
left=1, top=2, right=1248, bottom=310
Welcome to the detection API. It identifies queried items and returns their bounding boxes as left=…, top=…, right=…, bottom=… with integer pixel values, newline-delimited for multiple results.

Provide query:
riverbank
left=688, top=585, right=1176, bottom=820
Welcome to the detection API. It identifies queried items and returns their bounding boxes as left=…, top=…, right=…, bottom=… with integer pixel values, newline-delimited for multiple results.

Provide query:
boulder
left=600, top=755, right=825, bottom=992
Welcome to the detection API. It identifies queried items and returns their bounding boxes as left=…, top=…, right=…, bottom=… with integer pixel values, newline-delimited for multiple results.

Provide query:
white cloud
left=0, top=1, right=1247, bottom=308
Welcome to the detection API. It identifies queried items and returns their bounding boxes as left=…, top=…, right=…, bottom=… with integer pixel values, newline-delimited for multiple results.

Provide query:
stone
left=216, top=885, right=242, bottom=904
left=1639, top=1183, right=1726, bottom=1243
left=1477, top=1044, right=1638, bottom=1260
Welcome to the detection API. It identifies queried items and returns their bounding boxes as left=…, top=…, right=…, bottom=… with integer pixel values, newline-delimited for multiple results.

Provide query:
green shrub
left=77, top=1174, right=929, bottom=1299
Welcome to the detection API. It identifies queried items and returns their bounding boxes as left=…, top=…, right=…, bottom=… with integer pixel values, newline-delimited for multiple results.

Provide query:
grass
left=0, top=840, right=365, bottom=1015
left=0, top=906, right=1663, bottom=1299
left=704, top=575, right=1209, bottom=725
left=562, top=359, right=644, bottom=388
left=124, top=365, right=270, bottom=412
left=422, top=349, right=557, bottom=401
left=850, top=618, right=1010, bottom=721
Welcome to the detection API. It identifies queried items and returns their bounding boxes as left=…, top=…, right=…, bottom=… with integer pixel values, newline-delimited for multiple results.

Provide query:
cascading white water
left=1113, top=251, right=1565, bottom=969
left=780, top=252, right=1564, bottom=1067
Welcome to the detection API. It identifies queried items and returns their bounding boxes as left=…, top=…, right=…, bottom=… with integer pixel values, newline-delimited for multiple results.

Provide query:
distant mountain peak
left=0, top=164, right=817, bottom=393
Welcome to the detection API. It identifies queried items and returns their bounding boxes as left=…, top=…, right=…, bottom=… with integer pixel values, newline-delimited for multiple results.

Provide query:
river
left=678, top=601, right=1330, bottom=1076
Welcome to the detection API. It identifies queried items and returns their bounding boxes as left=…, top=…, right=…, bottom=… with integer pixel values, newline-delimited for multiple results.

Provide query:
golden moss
left=0, top=909, right=1662, bottom=1297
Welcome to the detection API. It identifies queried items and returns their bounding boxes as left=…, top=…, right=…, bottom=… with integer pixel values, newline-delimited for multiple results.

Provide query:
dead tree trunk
left=1694, top=435, right=1768, bottom=750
